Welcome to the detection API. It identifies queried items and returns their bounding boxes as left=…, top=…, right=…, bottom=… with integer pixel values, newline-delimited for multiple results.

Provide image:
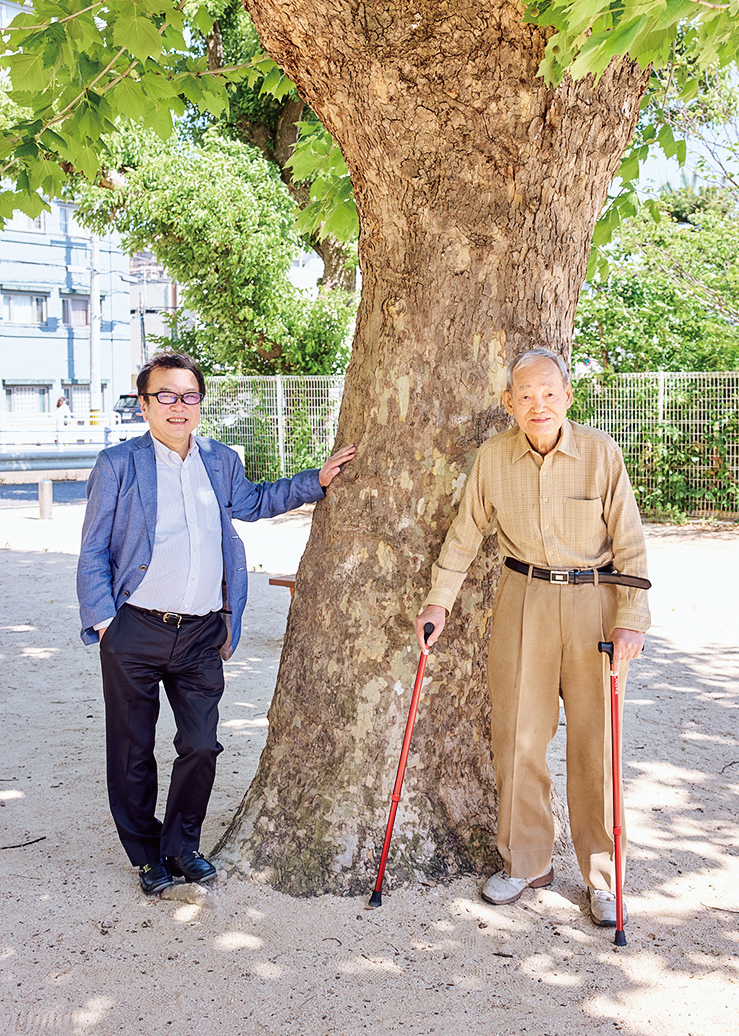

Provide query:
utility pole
left=139, top=268, right=148, bottom=367
left=89, top=233, right=102, bottom=423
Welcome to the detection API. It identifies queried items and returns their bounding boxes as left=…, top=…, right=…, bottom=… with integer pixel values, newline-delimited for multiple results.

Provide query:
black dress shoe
left=165, top=850, right=217, bottom=883
left=139, top=859, right=175, bottom=895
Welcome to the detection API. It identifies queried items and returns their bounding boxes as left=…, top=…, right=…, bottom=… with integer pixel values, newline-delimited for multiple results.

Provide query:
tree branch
left=686, top=0, right=729, bottom=9
left=2, top=2, right=105, bottom=32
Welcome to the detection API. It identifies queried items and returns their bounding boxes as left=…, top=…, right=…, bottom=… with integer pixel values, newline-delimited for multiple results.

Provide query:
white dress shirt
left=95, top=435, right=223, bottom=629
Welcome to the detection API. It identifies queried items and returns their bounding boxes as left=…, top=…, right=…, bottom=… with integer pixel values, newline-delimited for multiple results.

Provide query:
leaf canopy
left=1, top=0, right=738, bottom=274
left=76, top=130, right=355, bottom=374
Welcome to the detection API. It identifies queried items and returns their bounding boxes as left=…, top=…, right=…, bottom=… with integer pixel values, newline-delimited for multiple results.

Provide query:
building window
left=6, top=210, right=46, bottom=233
left=60, top=205, right=85, bottom=237
left=5, top=385, right=50, bottom=414
left=69, top=384, right=91, bottom=414
left=2, top=293, right=48, bottom=324
left=62, top=296, right=90, bottom=326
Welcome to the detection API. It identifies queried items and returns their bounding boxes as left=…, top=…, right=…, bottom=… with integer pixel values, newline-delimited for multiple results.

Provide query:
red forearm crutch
left=598, top=640, right=627, bottom=947
left=368, top=623, right=434, bottom=908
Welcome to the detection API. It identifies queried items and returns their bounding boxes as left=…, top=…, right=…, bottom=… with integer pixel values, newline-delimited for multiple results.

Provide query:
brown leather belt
left=504, top=557, right=651, bottom=590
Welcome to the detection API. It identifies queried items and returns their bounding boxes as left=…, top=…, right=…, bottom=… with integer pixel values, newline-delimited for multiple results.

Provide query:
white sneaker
left=589, top=888, right=628, bottom=927
left=481, top=866, right=554, bottom=905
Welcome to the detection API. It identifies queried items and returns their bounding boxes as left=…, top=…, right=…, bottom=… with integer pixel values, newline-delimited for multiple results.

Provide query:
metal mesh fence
left=572, top=371, right=739, bottom=517
left=203, top=371, right=738, bottom=517
left=201, top=375, right=345, bottom=482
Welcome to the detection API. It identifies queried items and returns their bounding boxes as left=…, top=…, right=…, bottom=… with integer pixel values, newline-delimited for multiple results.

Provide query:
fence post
left=275, top=374, right=286, bottom=478
left=38, top=479, right=53, bottom=520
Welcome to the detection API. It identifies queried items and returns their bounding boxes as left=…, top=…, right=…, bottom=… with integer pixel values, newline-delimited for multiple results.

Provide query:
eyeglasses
left=143, top=391, right=204, bottom=405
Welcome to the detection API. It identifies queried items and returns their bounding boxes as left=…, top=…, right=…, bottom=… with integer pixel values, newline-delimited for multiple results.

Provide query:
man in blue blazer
left=77, top=352, right=354, bottom=895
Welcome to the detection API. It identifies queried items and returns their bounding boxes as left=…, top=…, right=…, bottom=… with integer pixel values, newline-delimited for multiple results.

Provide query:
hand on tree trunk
left=318, top=444, right=356, bottom=488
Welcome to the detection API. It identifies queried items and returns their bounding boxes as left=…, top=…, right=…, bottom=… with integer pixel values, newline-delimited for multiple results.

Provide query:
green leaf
left=14, top=141, right=41, bottom=161
left=190, top=3, right=214, bottom=36
left=261, top=64, right=286, bottom=97
left=38, top=127, right=68, bottom=154
left=586, top=247, right=598, bottom=283
left=189, top=75, right=229, bottom=119
left=173, top=73, right=205, bottom=106
left=618, top=151, right=641, bottom=182
left=320, top=196, right=358, bottom=242
left=160, top=23, right=188, bottom=53
left=6, top=51, right=48, bottom=94
left=142, top=103, right=176, bottom=141
left=645, top=199, right=662, bottom=224
left=39, top=161, right=68, bottom=199
left=591, top=217, right=613, bottom=248
left=71, top=143, right=102, bottom=181
left=112, top=14, right=164, bottom=63
left=656, top=123, right=678, bottom=160
left=570, top=17, right=649, bottom=82
left=108, top=75, right=150, bottom=120
left=15, top=182, right=48, bottom=220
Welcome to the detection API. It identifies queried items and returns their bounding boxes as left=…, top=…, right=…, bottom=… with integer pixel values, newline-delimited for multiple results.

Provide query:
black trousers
left=99, top=604, right=227, bottom=866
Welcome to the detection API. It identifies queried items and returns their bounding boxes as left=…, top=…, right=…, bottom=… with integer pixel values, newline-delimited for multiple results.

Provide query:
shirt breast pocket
left=560, top=497, right=606, bottom=557
left=199, top=487, right=223, bottom=533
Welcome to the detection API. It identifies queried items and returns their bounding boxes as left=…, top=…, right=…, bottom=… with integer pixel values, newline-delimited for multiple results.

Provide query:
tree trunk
left=215, top=0, right=648, bottom=894
left=315, top=234, right=357, bottom=292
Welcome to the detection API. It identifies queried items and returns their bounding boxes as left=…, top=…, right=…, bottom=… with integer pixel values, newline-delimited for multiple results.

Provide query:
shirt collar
left=151, top=433, right=198, bottom=466
left=511, top=419, right=580, bottom=462
left=556, top=419, right=580, bottom=459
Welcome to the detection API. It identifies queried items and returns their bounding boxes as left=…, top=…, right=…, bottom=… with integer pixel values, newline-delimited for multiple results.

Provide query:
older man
left=78, top=352, right=355, bottom=895
left=415, top=348, right=650, bottom=928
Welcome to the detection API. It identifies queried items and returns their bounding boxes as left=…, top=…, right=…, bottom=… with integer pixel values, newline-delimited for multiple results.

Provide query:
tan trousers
left=487, top=567, right=628, bottom=892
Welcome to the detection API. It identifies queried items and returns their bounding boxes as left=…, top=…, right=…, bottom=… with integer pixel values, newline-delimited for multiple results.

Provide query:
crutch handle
left=598, top=641, right=614, bottom=662
left=423, top=622, right=434, bottom=642
left=599, top=641, right=644, bottom=663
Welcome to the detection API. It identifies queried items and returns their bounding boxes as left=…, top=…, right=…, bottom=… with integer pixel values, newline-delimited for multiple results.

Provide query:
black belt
left=504, top=557, right=651, bottom=590
left=133, top=607, right=212, bottom=629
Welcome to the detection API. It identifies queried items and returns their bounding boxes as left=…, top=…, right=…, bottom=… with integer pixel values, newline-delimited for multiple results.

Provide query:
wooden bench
left=268, top=575, right=297, bottom=597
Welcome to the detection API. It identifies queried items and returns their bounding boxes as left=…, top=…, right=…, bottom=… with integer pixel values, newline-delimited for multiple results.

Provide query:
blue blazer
left=77, top=431, right=324, bottom=657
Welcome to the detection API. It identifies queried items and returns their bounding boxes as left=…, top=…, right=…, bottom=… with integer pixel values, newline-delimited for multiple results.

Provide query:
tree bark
left=215, top=1, right=648, bottom=894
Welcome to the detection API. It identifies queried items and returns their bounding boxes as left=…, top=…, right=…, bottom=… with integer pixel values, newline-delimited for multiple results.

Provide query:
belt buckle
left=550, top=570, right=570, bottom=584
left=162, top=612, right=182, bottom=628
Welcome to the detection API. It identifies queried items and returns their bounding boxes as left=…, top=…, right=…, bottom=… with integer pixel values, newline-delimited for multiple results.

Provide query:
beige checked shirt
left=425, top=420, right=651, bottom=633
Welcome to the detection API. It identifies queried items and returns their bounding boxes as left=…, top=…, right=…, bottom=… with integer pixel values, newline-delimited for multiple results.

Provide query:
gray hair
left=506, top=349, right=570, bottom=393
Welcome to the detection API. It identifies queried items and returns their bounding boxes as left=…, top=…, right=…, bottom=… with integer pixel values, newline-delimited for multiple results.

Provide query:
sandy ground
left=1, top=499, right=738, bottom=1036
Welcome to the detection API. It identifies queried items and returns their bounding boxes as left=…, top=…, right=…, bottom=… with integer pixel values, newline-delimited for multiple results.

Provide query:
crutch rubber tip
left=614, top=930, right=627, bottom=947
left=367, top=890, right=382, bottom=908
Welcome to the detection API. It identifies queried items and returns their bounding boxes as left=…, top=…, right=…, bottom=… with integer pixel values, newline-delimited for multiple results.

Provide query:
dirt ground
left=1, top=502, right=738, bottom=1036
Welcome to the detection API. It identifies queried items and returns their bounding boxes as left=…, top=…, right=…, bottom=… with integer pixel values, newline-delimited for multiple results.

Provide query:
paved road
left=0, top=481, right=88, bottom=507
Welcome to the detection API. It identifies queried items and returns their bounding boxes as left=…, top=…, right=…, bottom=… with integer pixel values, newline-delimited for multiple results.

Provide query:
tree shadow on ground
left=2, top=552, right=737, bottom=1036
